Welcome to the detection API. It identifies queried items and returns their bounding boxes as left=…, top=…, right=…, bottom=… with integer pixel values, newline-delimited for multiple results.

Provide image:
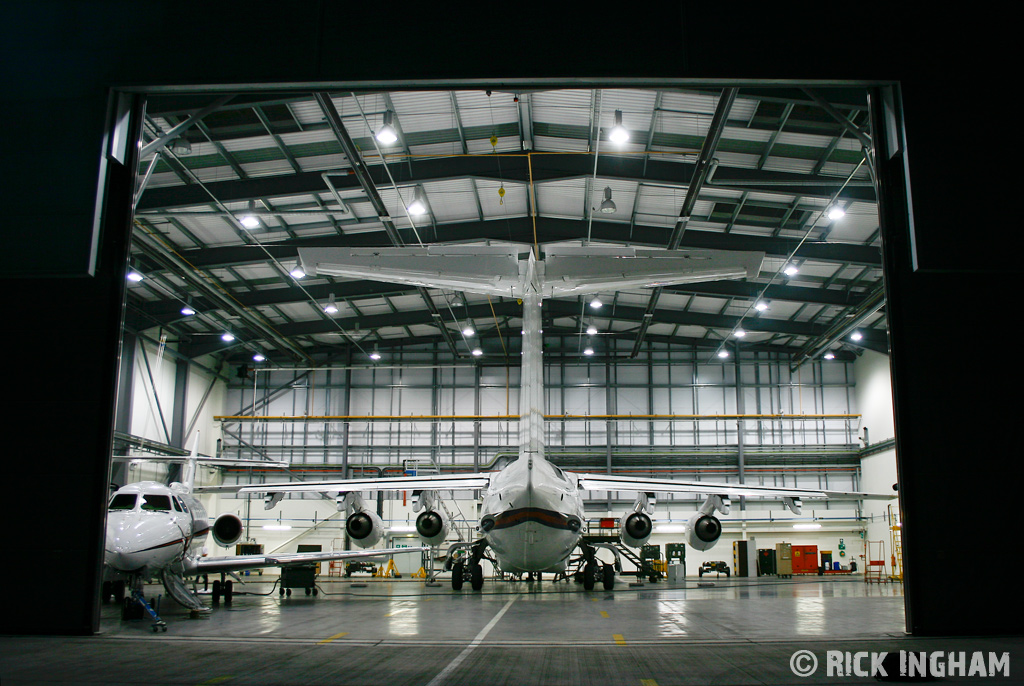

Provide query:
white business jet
left=199, top=245, right=894, bottom=592
left=104, top=434, right=426, bottom=624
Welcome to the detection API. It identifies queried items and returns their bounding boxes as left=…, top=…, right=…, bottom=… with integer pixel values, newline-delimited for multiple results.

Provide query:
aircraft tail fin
left=179, top=431, right=200, bottom=494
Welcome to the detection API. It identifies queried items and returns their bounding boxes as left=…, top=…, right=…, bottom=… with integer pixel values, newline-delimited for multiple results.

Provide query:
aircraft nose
left=105, top=516, right=181, bottom=571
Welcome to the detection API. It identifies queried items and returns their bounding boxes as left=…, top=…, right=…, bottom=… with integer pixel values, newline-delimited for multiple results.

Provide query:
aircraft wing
left=194, top=546, right=427, bottom=574
left=113, top=455, right=290, bottom=469
left=574, top=473, right=895, bottom=500
left=297, top=245, right=525, bottom=297
left=195, top=472, right=492, bottom=495
left=541, top=247, right=764, bottom=297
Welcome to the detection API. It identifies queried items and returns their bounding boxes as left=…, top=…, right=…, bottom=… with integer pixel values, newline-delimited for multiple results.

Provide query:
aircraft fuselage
left=481, top=455, right=584, bottom=573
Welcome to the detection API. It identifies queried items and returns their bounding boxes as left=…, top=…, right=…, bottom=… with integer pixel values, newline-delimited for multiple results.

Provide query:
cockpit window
left=108, top=494, right=137, bottom=511
left=171, top=497, right=182, bottom=512
left=140, top=494, right=172, bottom=511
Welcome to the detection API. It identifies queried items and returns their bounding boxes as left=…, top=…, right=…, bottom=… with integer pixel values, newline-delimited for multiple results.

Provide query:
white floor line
left=425, top=595, right=518, bottom=686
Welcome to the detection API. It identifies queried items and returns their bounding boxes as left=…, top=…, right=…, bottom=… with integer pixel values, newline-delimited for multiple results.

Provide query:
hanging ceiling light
left=239, top=215, right=260, bottom=229
left=851, top=331, right=863, bottom=341
left=599, top=186, right=616, bottom=214
left=126, top=269, right=143, bottom=282
left=169, top=137, right=192, bottom=155
left=463, top=326, right=475, bottom=337
left=783, top=264, right=799, bottom=277
left=583, top=346, right=594, bottom=356
left=826, top=203, right=846, bottom=221
left=180, top=297, right=196, bottom=316
left=252, top=353, right=266, bottom=362
left=717, top=350, right=729, bottom=358
left=754, top=300, right=769, bottom=312
left=609, top=110, right=629, bottom=144
left=221, top=332, right=235, bottom=342
left=290, top=261, right=305, bottom=279
left=823, top=352, right=835, bottom=360
left=407, top=187, right=427, bottom=216
left=734, top=328, right=746, bottom=338
left=471, top=348, right=483, bottom=357
left=323, top=293, right=338, bottom=315
left=376, top=110, right=398, bottom=145
left=586, top=324, right=598, bottom=336
left=590, top=296, right=603, bottom=309
left=369, top=347, right=382, bottom=361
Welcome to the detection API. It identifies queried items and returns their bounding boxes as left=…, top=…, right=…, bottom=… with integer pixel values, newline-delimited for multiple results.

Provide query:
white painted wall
left=853, top=350, right=901, bottom=574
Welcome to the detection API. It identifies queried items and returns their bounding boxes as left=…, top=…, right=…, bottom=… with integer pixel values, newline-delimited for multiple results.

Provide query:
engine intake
left=211, top=513, right=243, bottom=547
left=686, top=512, right=722, bottom=551
left=346, top=509, right=384, bottom=548
left=619, top=511, right=653, bottom=548
left=415, top=509, right=450, bottom=546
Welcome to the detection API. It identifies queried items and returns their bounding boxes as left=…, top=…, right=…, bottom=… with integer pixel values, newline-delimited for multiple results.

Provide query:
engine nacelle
left=619, top=510, right=653, bottom=548
left=211, top=513, right=243, bottom=548
left=686, top=512, right=722, bottom=551
left=346, top=509, right=384, bottom=548
left=415, top=508, right=450, bottom=546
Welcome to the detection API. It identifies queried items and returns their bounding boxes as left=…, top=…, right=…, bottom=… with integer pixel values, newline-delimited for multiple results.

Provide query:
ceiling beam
left=136, top=150, right=876, bottom=212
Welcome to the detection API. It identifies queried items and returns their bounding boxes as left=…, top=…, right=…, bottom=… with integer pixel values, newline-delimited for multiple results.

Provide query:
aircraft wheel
left=224, top=580, right=233, bottom=604
left=603, top=564, right=615, bottom=591
left=583, top=562, right=597, bottom=591
left=451, top=562, right=464, bottom=590
left=312, top=587, right=318, bottom=596
left=470, top=563, right=484, bottom=591
left=286, top=588, right=292, bottom=597
left=211, top=579, right=221, bottom=604
left=279, top=587, right=285, bottom=596
left=305, top=587, right=311, bottom=596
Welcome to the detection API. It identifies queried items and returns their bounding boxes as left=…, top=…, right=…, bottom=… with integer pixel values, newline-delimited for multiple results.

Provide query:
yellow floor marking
left=600, top=610, right=609, bottom=618
left=592, top=598, right=599, bottom=601
left=197, top=678, right=233, bottom=685
left=613, top=633, right=626, bottom=646
left=640, top=680, right=659, bottom=686
left=317, top=632, right=349, bottom=644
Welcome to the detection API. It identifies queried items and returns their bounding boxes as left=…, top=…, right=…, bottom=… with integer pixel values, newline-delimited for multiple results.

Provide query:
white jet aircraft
left=104, top=434, right=426, bottom=625
left=199, top=245, right=894, bottom=592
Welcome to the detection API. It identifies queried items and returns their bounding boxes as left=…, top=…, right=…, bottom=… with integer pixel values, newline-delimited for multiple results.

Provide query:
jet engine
left=619, top=510, right=653, bottom=548
left=415, top=508, right=450, bottom=546
left=211, top=513, right=243, bottom=547
left=685, top=511, right=722, bottom=551
left=346, top=509, right=384, bottom=548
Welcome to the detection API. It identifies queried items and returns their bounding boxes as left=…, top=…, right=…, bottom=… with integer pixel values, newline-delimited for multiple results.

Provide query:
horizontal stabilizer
left=298, top=246, right=523, bottom=297
left=543, top=248, right=764, bottom=297
left=297, top=245, right=764, bottom=299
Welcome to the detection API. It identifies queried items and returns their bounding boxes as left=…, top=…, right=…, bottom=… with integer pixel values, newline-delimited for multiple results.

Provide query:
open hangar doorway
left=2, top=6, right=1019, bottom=672
left=105, top=79, right=902, bottom=639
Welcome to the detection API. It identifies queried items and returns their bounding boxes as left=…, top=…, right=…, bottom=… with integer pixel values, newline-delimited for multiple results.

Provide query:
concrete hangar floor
left=4, top=575, right=1020, bottom=685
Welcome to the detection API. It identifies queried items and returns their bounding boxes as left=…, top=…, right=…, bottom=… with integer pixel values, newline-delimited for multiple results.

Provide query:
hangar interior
left=106, top=83, right=909, bottom=647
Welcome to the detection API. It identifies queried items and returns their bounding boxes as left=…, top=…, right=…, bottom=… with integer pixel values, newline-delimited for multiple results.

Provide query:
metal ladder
left=888, top=504, right=903, bottom=582
left=864, top=540, right=888, bottom=584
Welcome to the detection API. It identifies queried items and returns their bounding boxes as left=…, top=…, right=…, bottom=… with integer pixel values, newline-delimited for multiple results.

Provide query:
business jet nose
left=105, top=515, right=182, bottom=572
